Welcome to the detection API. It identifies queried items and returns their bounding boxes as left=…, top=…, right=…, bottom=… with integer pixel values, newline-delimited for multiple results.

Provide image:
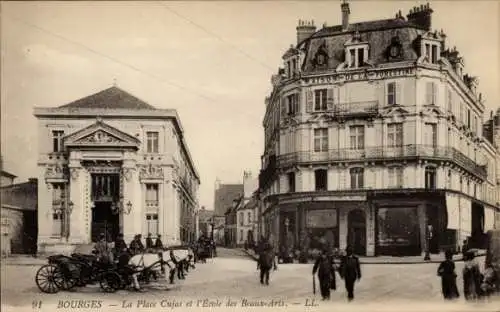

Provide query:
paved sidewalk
left=242, top=249, right=486, bottom=264
left=1, top=255, right=47, bottom=266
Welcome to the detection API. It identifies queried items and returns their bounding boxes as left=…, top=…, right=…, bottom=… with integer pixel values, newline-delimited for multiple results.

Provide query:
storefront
left=376, top=206, right=420, bottom=256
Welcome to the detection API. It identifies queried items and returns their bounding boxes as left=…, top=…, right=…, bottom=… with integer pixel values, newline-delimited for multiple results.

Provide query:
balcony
left=331, top=101, right=379, bottom=118
left=259, top=155, right=277, bottom=190
left=277, top=145, right=488, bottom=179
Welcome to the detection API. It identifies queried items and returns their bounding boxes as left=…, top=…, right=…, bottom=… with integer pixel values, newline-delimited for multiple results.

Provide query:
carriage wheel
left=53, top=266, right=78, bottom=291
left=99, top=272, right=122, bottom=293
left=35, top=264, right=61, bottom=294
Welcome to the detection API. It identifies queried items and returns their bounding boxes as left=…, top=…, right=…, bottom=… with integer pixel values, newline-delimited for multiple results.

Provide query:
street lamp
left=424, top=224, right=432, bottom=261
left=111, top=198, right=133, bottom=215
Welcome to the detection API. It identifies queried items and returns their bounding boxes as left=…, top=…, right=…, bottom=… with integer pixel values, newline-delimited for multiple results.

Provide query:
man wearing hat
left=312, top=244, right=336, bottom=300
left=338, top=245, right=362, bottom=301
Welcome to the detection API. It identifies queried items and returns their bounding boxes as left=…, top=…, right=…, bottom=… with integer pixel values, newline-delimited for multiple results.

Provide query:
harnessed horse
left=128, top=248, right=194, bottom=285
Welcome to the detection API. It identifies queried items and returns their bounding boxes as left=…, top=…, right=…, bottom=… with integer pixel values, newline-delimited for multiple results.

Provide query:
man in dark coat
left=312, top=246, right=336, bottom=300
left=257, top=237, right=276, bottom=285
left=338, top=245, right=361, bottom=301
left=155, top=235, right=164, bottom=249
left=146, top=233, right=154, bottom=250
left=114, top=233, right=127, bottom=254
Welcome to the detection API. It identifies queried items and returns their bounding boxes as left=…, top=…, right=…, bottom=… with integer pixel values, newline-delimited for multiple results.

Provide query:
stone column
left=339, top=208, right=348, bottom=251
left=365, top=203, right=376, bottom=256
left=158, top=181, right=164, bottom=239
left=417, top=204, right=427, bottom=255
left=69, top=162, right=84, bottom=244
left=37, top=167, right=52, bottom=245
left=122, top=164, right=139, bottom=243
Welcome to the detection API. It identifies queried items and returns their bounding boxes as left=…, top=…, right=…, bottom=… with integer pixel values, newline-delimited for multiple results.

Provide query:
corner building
left=34, top=87, right=200, bottom=254
left=259, top=2, right=500, bottom=256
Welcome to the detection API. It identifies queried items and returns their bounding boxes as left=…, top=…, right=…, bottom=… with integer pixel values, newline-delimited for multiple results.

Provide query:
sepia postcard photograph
left=1, top=0, right=499, bottom=311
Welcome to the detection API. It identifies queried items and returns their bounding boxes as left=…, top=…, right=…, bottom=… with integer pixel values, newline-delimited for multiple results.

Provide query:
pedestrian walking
left=312, top=246, right=336, bottom=300
left=257, top=236, right=276, bottom=285
left=437, top=250, right=459, bottom=300
left=338, top=245, right=361, bottom=301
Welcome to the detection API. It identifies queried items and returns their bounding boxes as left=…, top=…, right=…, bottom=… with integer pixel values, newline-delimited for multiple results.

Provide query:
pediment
left=307, top=113, right=335, bottom=123
left=419, top=105, right=444, bottom=118
left=64, top=119, right=140, bottom=149
left=379, top=106, right=410, bottom=118
left=282, top=117, right=300, bottom=127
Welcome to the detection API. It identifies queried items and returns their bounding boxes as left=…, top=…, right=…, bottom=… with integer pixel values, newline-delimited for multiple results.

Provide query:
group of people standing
left=93, top=232, right=166, bottom=263
left=437, top=250, right=498, bottom=301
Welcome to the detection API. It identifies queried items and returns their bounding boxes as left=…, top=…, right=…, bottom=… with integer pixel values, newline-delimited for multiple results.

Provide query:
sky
left=1, top=0, right=499, bottom=210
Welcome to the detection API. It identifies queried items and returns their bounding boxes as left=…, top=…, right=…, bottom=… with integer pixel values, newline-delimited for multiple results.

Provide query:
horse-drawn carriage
left=35, top=246, right=195, bottom=294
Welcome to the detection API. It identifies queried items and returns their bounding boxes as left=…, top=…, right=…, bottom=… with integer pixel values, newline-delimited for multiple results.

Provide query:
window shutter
left=327, top=88, right=334, bottom=111
left=306, top=90, right=313, bottom=112
left=384, top=83, right=388, bottom=105
left=280, top=97, right=287, bottom=117
left=395, top=82, right=403, bottom=105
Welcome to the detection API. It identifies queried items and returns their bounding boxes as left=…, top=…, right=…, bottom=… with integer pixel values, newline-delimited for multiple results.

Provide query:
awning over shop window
left=460, top=197, right=472, bottom=234
left=484, top=207, right=495, bottom=231
left=445, top=193, right=460, bottom=230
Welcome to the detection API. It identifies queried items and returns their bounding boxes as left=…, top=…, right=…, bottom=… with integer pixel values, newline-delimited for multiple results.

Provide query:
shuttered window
left=387, top=82, right=397, bottom=105
left=314, top=128, right=328, bottom=152
left=314, top=89, right=328, bottom=111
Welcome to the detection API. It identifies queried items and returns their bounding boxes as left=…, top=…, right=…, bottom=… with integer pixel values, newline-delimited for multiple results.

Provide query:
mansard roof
left=300, top=18, right=425, bottom=72
left=58, top=86, right=157, bottom=110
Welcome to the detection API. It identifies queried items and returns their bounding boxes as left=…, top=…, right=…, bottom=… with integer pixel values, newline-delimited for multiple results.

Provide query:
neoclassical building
left=34, top=86, right=200, bottom=254
left=259, top=2, right=500, bottom=257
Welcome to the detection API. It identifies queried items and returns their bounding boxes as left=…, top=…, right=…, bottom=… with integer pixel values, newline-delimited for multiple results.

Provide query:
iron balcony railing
left=331, top=100, right=379, bottom=116
left=277, top=144, right=488, bottom=179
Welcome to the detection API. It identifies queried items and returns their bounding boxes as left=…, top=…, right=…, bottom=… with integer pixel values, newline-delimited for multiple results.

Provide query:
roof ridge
left=58, top=86, right=157, bottom=110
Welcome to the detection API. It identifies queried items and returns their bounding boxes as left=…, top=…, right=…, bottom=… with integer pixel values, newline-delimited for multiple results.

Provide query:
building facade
left=1, top=178, right=38, bottom=257
left=213, top=181, right=244, bottom=245
left=259, top=2, right=500, bottom=257
left=235, top=171, right=259, bottom=247
left=34, top=87, right=200, bottom=254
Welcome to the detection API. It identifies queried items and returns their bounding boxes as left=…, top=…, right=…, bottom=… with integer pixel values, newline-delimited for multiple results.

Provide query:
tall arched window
left=425, top=166, right=436, bottom=189
left=350, top=167, right=364, bottom=189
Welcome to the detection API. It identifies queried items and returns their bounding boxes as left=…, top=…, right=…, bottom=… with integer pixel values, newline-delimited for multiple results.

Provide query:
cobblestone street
left=2, top=249, right=499, bottom=312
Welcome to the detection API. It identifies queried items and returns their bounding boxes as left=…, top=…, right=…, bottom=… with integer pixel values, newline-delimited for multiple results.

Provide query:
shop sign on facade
left=306, top=209, right=337, bottom=228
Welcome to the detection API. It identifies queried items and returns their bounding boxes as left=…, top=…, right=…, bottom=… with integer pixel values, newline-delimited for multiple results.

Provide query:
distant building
left=0, top=156, right=17, bottom=187
left=224, top=197, right=241, bottom=247
left=236, top=171, right=259, bottom=247
left=213, top=181, right=243, bottom=245
left=197, top=206, right=214, bottom=237
left=1, top=178, right=38, bottom=257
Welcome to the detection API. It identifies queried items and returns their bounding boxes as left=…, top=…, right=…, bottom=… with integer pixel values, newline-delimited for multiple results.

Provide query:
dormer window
left=420, top=33, right=443, bottom=64
left=344, top=32, right=369, bottom=69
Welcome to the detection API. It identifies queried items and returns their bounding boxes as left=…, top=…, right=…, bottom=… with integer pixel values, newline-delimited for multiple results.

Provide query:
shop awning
left=485, top=207, right=495, bottom=231
left=460, top=197, right=472, bottom=234
left=445, top=193, right=460, bottom=230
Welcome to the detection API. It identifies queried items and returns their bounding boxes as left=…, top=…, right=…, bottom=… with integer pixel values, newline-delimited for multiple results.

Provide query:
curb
left=241, top=250, right=486, bottom=265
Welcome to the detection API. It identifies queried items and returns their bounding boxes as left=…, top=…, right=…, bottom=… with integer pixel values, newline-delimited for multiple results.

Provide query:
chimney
left=296, top=19, right=316, bottom=45
left=406, top=2, right=433, bottom=31
left=341, top=0, right=350, bottom=31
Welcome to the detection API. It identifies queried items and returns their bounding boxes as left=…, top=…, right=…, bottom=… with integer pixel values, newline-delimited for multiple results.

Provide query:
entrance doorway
left=91, top=202, right=119, bottom=242
left=347, top=209, right=366, bottom=255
